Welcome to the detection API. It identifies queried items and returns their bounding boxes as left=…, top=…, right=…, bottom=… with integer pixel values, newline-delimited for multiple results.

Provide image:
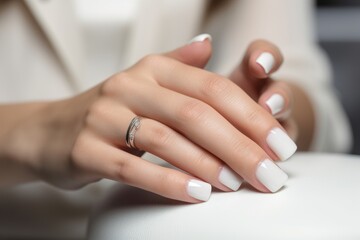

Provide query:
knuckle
left=138, top=54, right=167, bottom=68
left=231, top=137, right=255, bottom=159
left=177, top=100, right=210, bottom=123
left=147, top=124, right=173, bottom=149
left=88, top=100, right=103, bottom=116
left=102, top=72, right=133, bottom=95
left=246, top=107, right=264, bottom=126
left=70, top=133, right=88, bottom=163
left=85, top=99, right=106, bottom=125
left=112, top=158, right=130, bottom=183
left=246, top=106, right=278, bottom=129
left=192, top=151, right=212, bottom=169
left=201, top=75, right=231, bottom=98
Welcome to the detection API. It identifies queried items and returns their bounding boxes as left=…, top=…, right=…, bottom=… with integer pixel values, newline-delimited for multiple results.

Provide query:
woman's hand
left=9, top=35, right=297, bottom=203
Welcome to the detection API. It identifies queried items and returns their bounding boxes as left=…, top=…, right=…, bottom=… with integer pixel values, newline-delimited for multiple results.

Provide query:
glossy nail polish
left=266, top=94, right=285, bottom=115
left=256, top=52, right=275, bottom=74
left=219, top=166, right=243, bottom=191
left=187, top=179, right=212, bottom=201
left=188, top=33, right=212, bottom=44
left=267, top=128, right=297, bottom=161
left=256, top=159, right=288, bottom=192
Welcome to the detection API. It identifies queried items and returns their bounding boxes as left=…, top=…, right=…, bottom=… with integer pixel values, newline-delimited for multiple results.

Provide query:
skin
left=0, top=39, right=315, bottom=203
left=230, top=40, right=315, bottom=149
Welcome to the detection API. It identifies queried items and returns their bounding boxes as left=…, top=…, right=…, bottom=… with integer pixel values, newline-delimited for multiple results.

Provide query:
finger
left=136, top=118, right=243, bottom=192
left=85, top=98, right=242, bottom=192
left=72, top=131, right=212, bottom=203
left=164, top=33, right=212, bottom=69
left=258, top=80, right=293, bottom=120
left=136, top=119, right=242, bottom=191
left=230, top=40, right=284, bottom=98
left=136, top=56, right=297, bottom=162
left=246, top=39, right=283, bottom=79
left=121, top=81, right=286, bottom=193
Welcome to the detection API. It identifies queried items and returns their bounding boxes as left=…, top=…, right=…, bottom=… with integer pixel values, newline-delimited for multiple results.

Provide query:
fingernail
left=187, top=179, right=212, bottom=201
left=256, top=159, right=288, bottom=192
left=266, top=94, right=285, bottom=116
left=267, top=128, right=297, bottom=161
left=188, top=33, right=212, bottom=44
left=256, top=52, right=275, bottom=74
left=218, top=166, right=243, bottom=191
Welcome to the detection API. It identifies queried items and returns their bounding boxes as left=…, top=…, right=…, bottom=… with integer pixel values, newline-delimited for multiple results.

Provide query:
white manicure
left=256, top=52, right=275, bottom=74
left=219, top=166, right=243, bottom=191
left=266, top=94, right=285, bottom=115
left=267, top=128, right=297, bottom=161
left=188, top=33, right=212, bottom=44
left=256, top=159, right=288, bottom=192
left=187, top=179, right=212, bottom=201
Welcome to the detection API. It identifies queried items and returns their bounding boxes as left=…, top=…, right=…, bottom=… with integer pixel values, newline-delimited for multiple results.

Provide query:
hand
left=30, top=35, right=297, bottom=203
left=229, top=40, right=298, bottom=142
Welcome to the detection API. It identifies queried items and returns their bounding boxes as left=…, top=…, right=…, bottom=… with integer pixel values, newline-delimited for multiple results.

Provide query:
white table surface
left=88, top=153, right=360, bottom=239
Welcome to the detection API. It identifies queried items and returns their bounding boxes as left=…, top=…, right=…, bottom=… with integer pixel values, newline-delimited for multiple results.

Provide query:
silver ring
left=125, top=116, right=142, bottom=149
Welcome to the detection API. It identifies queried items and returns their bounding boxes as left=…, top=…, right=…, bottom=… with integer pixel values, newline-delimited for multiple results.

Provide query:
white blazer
left=23, top=0, right=207, bottom=89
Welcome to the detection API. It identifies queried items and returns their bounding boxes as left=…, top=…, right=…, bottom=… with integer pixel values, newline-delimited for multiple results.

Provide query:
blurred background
left=317, top=0, right=360, bottom=154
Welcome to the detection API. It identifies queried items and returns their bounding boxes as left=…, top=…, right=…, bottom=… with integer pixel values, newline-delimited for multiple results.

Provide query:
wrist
left=0, top=102, right=50, bottom=186
left=32, top=87, right=101, bottom=187
left=0, top=85, right=101, bottom=187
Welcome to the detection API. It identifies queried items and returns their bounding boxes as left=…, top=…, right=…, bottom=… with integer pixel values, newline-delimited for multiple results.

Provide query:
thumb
left=163, top=33, right=212, bottom=68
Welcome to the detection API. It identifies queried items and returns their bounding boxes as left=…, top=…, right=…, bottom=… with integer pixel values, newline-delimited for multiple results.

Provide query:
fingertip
left=260, top=93, right=291, bottom=120
left=250, top=51, right=277, bottom=79
left=255, top=52, right=275, bottom=75
left=186, top=34, right=213, bottom=64
left=167, top=33, right=212, bottom=68
left=246, top=40, right=284, bottom=79
left=258, top=81, right=292, bottom=119
left=186, top=179, right=212, bottom=202
left=264, top=93, right=285, bottom=116
left=255, top=159, right=288, bottom=192
left=218, top=166, right=243, bottom=191
left=188, top=33, right=212, bottom=44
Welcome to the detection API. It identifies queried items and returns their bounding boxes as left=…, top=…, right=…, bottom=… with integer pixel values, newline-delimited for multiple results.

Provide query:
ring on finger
left=125, top=116, right=142, bottom=150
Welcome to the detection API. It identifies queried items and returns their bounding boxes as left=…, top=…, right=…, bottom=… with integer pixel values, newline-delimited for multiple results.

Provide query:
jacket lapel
left=24, top=0, right=84, bottom=91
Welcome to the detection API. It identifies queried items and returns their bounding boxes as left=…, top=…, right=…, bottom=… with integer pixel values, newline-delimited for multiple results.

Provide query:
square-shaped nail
left=267, top=128, right=297, bottom=161
left=256, top=159, right=288, bottom=192
left=219, top=166, right=243, bottom=191
left=256, top=52, right=275, bottom=74
left=187, top=179, right=212, bottom=201
left=266, top=94, right=284, bottom=116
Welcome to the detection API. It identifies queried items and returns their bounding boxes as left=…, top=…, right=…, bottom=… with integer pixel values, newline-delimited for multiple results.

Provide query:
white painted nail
left=256, top=52, right=275, bottom=74
left=219, top=166, right=243, bottom=191
left=267, top=128, right=297, bottom=161
left=188, top=33, right=212, bottom=44
left=187, top=179, right=212, bottom=201
left=256, top=159, right=288, bottom=192
left=266, top=94, right=285, bottom=115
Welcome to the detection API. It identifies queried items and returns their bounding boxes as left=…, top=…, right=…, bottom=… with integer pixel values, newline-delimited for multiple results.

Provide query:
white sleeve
left=204, top=0, right=352, bottom=153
